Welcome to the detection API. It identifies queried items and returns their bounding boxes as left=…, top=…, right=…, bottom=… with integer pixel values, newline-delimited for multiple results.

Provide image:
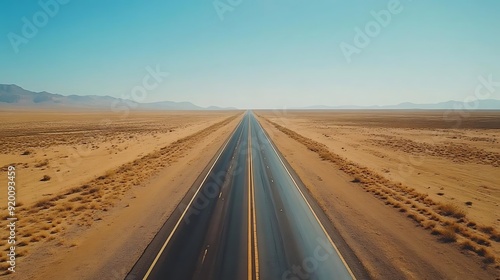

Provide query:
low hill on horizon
left=0, top=84, right=236, bottom=111
left=301, top=100, right=500, bottom=110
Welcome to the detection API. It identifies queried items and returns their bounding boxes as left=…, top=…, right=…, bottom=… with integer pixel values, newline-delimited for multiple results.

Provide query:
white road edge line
left=255, top=117, right=357, bottom=280
left=142, top=116, right=244, bottom=280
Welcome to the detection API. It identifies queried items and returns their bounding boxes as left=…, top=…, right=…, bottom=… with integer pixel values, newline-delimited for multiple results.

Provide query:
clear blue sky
left=1, top=0, right=499, bottom=109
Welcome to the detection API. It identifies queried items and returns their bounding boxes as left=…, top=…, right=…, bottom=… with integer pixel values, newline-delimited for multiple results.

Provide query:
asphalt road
left=127, top=112, right=360, bottom=280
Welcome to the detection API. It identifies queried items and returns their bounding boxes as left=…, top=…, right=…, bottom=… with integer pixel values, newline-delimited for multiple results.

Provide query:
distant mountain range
left=300, top=100, right=500, bottom=110
left=2, top=84, right=500, bottom=110
left=0, top=84, right=236, bottom=110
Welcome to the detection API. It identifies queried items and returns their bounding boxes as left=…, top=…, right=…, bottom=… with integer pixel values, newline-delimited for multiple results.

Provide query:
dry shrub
left=438, top=203, right=466, bottom=219
left=466, top=221, right=476, bottom=228
left=407, top=213, right=424, bottom=223
left=16, top=249, right=27, bottom=257
left=30, top=235, right=42, bottom=243
left=49, top=195, right=66, bottom=203
left=469, top=246, right=497, bottom=264
left=428, top=213, right=440, bottom=221
left=89, top=201, right=98, bottom=210
left=69, top=196, right=83, bottom=202
left=460, top=240, right=475, bottom=251
left=422, top=220, right=436, bottom=230
left=471, top=236, right=491, bottom=246
left=34, top=159, right=49, bottom=168
left=40, top=175, right=51, bottom=181
left=476, top=247, right=489, bottom=257
left=477, top=225, right=495, bottom=235
left=75, top=205, right=87, bottom=211
left=460, top=245, right=496, bottom=264
left=34, top=199, right=55, bottom=209
left=40, top=224, right=51, bottom=231
left=490, top=232, right=500, bottom=242
left=50, top=227, right=61, bottom=234
left=483, top=254, right=496, bottom=264
left=59, top=202, right=73, bottom=211
left=431, top=225, right=457, bottom=243
left=351, top=177, right=362, bottom=183
left=81, top=187, right=100, bottom=196
left=65, top=185, right=89, bottom=195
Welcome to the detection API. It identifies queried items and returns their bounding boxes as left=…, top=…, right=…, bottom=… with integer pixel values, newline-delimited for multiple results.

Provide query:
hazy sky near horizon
left=0, top=1, right=499, bottom=109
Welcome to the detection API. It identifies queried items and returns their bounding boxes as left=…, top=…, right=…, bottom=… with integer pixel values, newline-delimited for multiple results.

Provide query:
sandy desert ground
left=258, top=110, right=500, bottom=279
left=1, top=109, right=499, bottom=279
left=0, top=110, right=242, bottom=279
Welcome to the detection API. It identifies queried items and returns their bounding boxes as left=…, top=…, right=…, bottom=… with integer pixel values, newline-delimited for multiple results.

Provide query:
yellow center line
left=249, top=118, right=260, bottom=280
left=247, top=115, right=253, bottom=280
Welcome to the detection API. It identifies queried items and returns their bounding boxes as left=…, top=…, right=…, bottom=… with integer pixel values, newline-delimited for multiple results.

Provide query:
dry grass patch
left=437, top=203, right=466, bottom=219
left=435, top=225, right=458, bottom=243
left=422, top=220, right=437, bottom=230
left=478, top=225, right=495, bottom=234
left=34, top=199, right=55, bottom=210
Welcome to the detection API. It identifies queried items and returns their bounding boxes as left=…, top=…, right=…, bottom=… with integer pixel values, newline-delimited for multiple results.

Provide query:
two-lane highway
left=128, top=112, right=359, bottom=280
